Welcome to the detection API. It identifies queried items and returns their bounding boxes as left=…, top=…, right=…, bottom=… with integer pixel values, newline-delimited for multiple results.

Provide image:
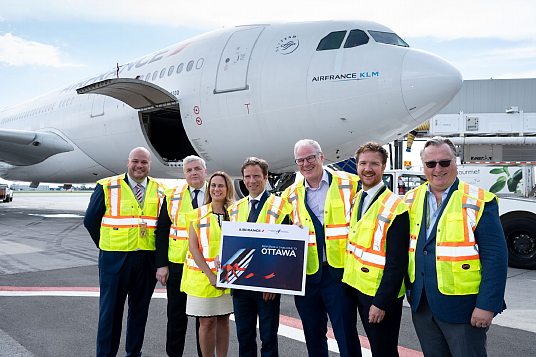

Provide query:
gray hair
left=294, top=139, right=322, bottom=158
left=420, top=136, right=457, bottom=159
left=183, top=155, right=206, bottom=170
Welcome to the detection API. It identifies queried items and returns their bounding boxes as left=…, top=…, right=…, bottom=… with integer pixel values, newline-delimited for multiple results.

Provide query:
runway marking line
left=0, top=286, right=423, bottom=356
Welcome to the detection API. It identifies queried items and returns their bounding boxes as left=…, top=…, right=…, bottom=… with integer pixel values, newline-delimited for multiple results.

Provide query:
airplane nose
left=401, top=49, right=462, bottom=122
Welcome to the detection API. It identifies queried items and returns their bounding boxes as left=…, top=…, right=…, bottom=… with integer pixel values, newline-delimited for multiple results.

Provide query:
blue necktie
left=248, top=199, right=259, bottom=222
left=358, top=191, right=368, bottom=219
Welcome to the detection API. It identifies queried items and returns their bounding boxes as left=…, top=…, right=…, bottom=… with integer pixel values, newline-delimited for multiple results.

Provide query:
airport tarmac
left=0, top=193, right=535, bottom=356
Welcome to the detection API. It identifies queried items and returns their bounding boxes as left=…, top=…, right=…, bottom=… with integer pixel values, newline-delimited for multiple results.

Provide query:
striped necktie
left=135, top=184, right=143, bottom=205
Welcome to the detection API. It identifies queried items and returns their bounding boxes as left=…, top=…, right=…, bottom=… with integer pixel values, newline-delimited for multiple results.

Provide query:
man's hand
left=293, top=221, right=304, bottom=229
left=215, top=255, right=221, bottom=270
left=263, top=292, right=277, bottom=301
left=156, top=266, right=169, bottom=286
left=369, top=305, right=386, bottom=324
left=471, top=307, right=494, bottom=328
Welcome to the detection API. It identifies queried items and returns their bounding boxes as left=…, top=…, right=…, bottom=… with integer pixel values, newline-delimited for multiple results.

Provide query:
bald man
left=85, top=147, right=167, bottom=357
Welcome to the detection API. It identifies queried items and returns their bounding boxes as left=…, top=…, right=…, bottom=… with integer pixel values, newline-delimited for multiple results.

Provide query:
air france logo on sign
left=276, top=35, right=299, bottom=55
left=312, top=72, right=379, bottom=82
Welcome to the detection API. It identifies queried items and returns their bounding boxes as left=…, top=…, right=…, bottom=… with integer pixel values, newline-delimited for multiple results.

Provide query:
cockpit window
left=316, top=31, right=347, bottom=51
left=343, top=29, right=369, bottom=48
left=369, top=31, right=409, bottom=47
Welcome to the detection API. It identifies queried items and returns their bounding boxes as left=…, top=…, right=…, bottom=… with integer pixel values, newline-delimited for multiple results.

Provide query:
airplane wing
left=0, top=128, right=73, bottom=165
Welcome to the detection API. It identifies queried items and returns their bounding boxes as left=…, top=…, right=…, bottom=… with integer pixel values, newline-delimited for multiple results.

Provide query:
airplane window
left=146, top=72, right=151, bottom=81
left=344, top=30, right=369, bottom=48
left=196, top=58, right=204, bottom=69
left=160, top=68, right=166, bottom=78
left=177, top=63, right=184, bottom=74
left=369, top=31, right=409, bottom=47
left=316, top=31, right=347, bottom=51
left=168, top=66, right=175, bottom=76
left=152, top=71, right=158, bottom=81
left=186, top=61, right=194, bottom=71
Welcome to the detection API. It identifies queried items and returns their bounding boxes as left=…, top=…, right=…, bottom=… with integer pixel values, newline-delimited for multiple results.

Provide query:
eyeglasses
left=295, top=154, right=319, bottom=166
left=424, top=159, right=454, bottom=168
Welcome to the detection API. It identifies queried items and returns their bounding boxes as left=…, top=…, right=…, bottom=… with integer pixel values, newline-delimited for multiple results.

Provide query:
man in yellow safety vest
left=84, top=147, right=166, bottom=357
left=405, top=136, right=507, bottom=357
left=228, top=157, right=292, bottom=357
left=155, top=155, right=208, bottom=357
left=342, top=142, right=409, bottom=357
left=281, top=139, right=361, bottom=357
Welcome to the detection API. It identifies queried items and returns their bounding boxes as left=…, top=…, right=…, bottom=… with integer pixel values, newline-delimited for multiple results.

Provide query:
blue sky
left=1, top=0, right=536, bottom=111
left=1, top=0, right=536, bottom=185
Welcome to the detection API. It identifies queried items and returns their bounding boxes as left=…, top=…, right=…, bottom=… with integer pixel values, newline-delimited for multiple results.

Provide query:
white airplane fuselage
left=0, top=20, right=462, bottom=183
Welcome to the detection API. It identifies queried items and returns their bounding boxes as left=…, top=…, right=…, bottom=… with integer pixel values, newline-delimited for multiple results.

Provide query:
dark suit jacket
left=84, top=175, right=156, bottom=275
left=356, top=185, right=409, bottom=313
left=408, top=178, right=508, bottom=323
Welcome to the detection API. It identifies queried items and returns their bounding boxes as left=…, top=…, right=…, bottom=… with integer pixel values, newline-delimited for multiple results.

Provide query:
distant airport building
left=11, top=184, right=50, bottom=191
left=439, top=78, right=536, bottom=114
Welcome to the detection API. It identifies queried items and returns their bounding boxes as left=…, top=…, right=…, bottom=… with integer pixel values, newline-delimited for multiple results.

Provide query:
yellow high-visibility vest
left=404, top=181, right=496, bottom=295
left=281, top=171, right=359, bottom=274
left=98, top=174, right=166, bottom=251
left=228, top=194, right=292, bottom=224
left=343, top=188, right=408, bottom=297
left=165, top=184, right=198, bottom=263
left=181, top=204, right=230, bottom=298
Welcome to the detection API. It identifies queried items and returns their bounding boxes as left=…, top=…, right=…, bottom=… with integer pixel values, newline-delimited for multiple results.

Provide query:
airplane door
left=214, top=27, right=264, bottom=93
left=91, top=94, right=105, bottom=117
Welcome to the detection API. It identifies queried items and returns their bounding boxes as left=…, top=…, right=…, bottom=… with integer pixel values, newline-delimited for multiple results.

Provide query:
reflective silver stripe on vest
left=267, top=210, right=279, bottom=219
left=107, top=185, right=121, bottom=189
left=198, top=223, right=210, bottom=228
left=436, top=245, right=480, bottom=257
left=347, top=244, right=386, bottom=266
left=171, top=197, right=182, bottom=201
left=377, top=215, right=391, bottom=224
left=338, top=185, right=353, bottom=189
left=462, top=203, right=480, bottom=211
left=288, top=195, right=298, bottom=203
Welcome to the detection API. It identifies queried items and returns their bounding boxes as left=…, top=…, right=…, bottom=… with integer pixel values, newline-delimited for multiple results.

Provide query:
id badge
left=140, top=221, right=148, bottom=238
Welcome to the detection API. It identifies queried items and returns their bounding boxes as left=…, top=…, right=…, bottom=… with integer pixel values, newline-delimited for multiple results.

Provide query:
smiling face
left=127, top=148, right=151, bottom=183
left=209, top=175, right=227, bottom=204
left=295, top=144, right=324, bottom=187
left=422, top=143, right=458, bottom=195
left=357, top=150, right=386, bottom=191
left=184, top=159, right=207, bottom=189
left=243, top=164, right=267, bottom=198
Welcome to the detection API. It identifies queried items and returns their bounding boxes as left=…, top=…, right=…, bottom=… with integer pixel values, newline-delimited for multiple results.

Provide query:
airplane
left=0, top=19, right=462, bottom=190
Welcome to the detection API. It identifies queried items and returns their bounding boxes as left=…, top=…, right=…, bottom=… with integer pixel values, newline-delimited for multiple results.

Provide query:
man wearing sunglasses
left=404, top=136, right=507, bottom=357
left=281, top=139, right=361, bottom=357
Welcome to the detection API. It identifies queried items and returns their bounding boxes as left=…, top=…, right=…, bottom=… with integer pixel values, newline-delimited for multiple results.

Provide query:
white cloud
left=2, top=0, right=536, bottom=41
left=0, top=33, right=80, bottom=67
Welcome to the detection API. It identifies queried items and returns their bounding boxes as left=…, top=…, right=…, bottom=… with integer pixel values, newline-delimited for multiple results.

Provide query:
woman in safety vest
left=181, top=171, right=235, bottom=357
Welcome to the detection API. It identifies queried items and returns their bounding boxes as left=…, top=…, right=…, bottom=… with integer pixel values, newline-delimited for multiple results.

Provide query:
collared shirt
left=361, top=180, right=385, bottom=216
left=426, top=182, right=456, bottom=238
left=305, top=170, right=329, bottom=261
left=127, top=174, right=147, bottom=200
left=190, top=185, right=206, bottom=208
left=305, top=170, right=329, bottom=225
left=249, top=191, right=265, bottom=212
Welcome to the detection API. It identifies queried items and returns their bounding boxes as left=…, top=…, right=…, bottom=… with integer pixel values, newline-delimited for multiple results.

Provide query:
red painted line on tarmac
left=279, top=313, right=422, bottom=357
left=1, top=286, right=422, bottom=356
left=0, top=286, right=166, bottom=293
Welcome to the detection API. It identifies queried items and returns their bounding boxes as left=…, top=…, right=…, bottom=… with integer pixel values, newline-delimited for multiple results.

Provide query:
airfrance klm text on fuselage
left=0, top=20, right=462, bottom=185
